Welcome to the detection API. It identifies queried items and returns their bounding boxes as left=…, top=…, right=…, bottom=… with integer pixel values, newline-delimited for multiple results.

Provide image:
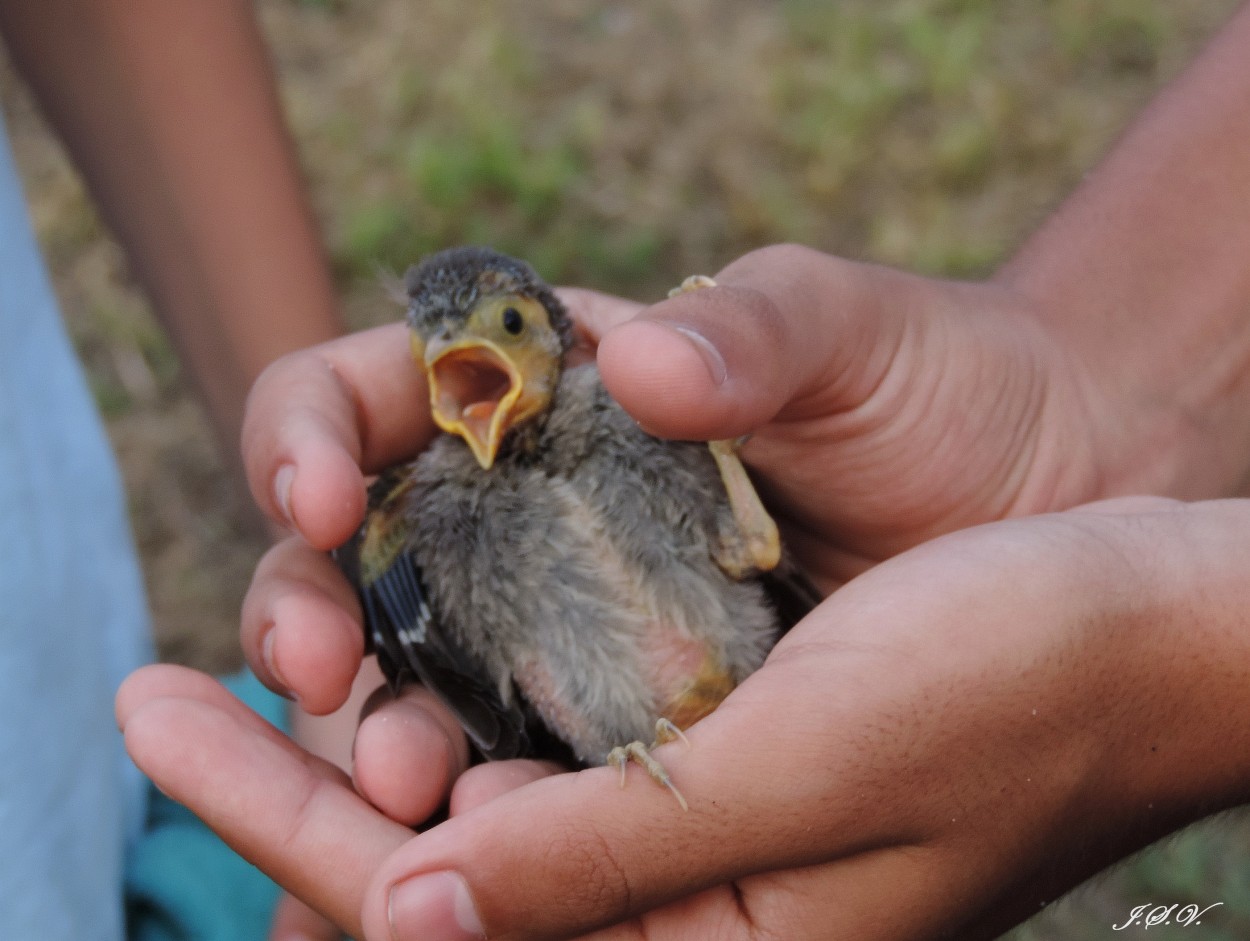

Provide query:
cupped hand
left=239, top=245, right=1117, bottom=716
left=120, top=498, right=1250, bottom=940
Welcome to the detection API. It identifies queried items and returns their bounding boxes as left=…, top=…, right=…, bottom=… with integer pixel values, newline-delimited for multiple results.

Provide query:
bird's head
left=405, top=247, right=573, bottom=469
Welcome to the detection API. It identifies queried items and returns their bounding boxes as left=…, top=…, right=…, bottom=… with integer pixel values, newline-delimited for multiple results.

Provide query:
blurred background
left=1, top=0, right=1246, bottom=936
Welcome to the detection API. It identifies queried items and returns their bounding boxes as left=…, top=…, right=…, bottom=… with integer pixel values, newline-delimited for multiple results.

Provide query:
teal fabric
left=125, top=670, right=290, bottom=941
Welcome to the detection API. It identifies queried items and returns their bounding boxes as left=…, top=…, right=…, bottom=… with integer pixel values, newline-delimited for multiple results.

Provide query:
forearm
left=0, top=0, right=342, bottom=471
left=996, top=2, right=1250, bottom=500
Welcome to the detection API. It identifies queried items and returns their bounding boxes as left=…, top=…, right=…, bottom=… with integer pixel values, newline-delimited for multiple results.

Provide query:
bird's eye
left=502, top=306, right=524, bottom=335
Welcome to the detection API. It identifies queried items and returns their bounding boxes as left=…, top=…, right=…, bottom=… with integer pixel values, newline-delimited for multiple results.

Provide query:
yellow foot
left=606, top=718, right=691, bottom=811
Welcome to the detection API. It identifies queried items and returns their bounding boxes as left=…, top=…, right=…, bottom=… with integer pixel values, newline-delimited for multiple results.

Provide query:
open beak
left=423, top=337, right=523, bottom=469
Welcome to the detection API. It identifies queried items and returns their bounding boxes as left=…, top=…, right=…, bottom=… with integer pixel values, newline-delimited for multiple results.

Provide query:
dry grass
left=2, top=0, right=1247, bottom=935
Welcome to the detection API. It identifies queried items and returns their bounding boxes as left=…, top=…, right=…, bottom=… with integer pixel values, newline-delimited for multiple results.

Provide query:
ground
left=1, top=1, right=1246, bottom=937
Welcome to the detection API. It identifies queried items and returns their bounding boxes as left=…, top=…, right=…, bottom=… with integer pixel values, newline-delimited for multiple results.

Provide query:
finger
left=592, top=245, right=871, bottom=441
left=120, top=670, right=412, bottom=939
left=448, top=760, right=563, bottom=816
left=242, top=323, right=431, bottom=550
left=595, top=244, right=903, bottom=441
left=117, top=672, right=988, bottom=941
left=116, top=665, right=310, bottom=759
left=576, top=843, right=968, bottom=941
left=292, top=658, right=388, bottom=773
left=269, top=891, right=344, bottom=941
left=242, top=536, right=364, bottom=711
left=352, top=685, right=472, bottom=826
left=357, top=653, right=914, bottom=941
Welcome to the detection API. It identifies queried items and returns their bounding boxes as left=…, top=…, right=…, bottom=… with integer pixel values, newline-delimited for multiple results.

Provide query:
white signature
left=1113, top=903, right=1223, bottom=931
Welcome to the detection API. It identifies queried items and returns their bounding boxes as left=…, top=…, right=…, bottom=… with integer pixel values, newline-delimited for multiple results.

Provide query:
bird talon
left=668, top=274, right=717, bottom=298
left=607, top=747, right=629, bottom=789
left=653, top=717, right=690, bottom=749
left=663, top=779, right=689, bottom=812
left=605, top=740, right=689, bottom=811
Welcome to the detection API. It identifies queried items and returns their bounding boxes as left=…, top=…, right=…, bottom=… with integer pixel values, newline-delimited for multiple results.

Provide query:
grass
left=1, top=0, right=1246, bottom=935
left=288, top=0, right=1228, bottom=303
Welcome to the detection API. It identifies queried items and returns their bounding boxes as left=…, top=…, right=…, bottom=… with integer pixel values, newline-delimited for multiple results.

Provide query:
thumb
left=596, top=244, right=904, bottom=441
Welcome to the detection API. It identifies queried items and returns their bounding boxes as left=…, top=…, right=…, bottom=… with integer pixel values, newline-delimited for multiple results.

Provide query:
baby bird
left=337, top=247, right=817, bottom=808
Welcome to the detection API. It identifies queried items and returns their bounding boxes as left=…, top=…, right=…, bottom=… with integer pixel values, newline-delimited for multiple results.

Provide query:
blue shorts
left=0, top=111, right=284, bottom=941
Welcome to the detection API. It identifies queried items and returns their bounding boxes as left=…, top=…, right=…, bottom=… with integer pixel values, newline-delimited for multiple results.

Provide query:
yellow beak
left=423, top=336, right=523, bottom=469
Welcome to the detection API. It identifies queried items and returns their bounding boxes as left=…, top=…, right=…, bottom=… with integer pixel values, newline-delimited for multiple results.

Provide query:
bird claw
left=654, top=716, right=690, bottom=748
left=668, top=274, right=718, bottom=298
left=606, top=718, right=691, bottom=811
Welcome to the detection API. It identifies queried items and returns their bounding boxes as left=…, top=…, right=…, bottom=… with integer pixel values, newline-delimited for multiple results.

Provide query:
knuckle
left=544, top=817, right=635, bottom=925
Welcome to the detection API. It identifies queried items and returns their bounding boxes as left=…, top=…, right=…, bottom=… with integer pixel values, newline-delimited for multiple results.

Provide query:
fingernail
left=274, top=464, right=296, bottom=526
left=388, top=871, right=484, bottom=941
left=667, top=324, right=727, bottom=386
left=261, top=626, right=297, bottom=703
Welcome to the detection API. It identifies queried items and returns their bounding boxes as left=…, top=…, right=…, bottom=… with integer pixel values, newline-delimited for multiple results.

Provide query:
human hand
left=236, top=241, right=1190, bottom=861
left=239, top=243, right=1144, bottom=717
left=231, top=241, right=1235, bottom=939
left=120, top=498, right=1250, bottom=940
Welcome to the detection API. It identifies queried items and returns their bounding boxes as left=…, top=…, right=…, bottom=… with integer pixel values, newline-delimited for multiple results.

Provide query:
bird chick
left=337, top=246, right=817, bottom=810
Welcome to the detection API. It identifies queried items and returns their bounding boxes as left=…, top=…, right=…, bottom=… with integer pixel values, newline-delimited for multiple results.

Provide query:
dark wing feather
left=334, top=494, right=532, bottom=762
left=760, top=554, right=825, bottom=634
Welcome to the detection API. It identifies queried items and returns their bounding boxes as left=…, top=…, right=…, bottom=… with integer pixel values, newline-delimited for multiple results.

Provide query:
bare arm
left=0, top=7, right=349, bottom=937
left=998, top=0, right=1250, bottom=500
left=0, top=0, right=343, bottom=475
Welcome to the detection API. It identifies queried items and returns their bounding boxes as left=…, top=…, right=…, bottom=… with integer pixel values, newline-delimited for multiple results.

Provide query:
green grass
left=70, top=296, right=178, bottom=419
left=319, top=0, right=1208, bottom=305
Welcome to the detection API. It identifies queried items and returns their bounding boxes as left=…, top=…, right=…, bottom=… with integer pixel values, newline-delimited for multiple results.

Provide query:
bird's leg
left=606, top=718, right=692, bottom=811
left=669, top=275, right=781, bottom=576
left=708, top=438, right=781, bottom=576
left=668, top=275, right=782, bottom=576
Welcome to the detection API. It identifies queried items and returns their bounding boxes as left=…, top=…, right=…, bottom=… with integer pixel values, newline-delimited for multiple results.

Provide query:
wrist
left=989, top=261, right=1250, bottom=502
left=989, top=2, right=1250, bottom=501
left=1077, top=500, right=1250, bottom=825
